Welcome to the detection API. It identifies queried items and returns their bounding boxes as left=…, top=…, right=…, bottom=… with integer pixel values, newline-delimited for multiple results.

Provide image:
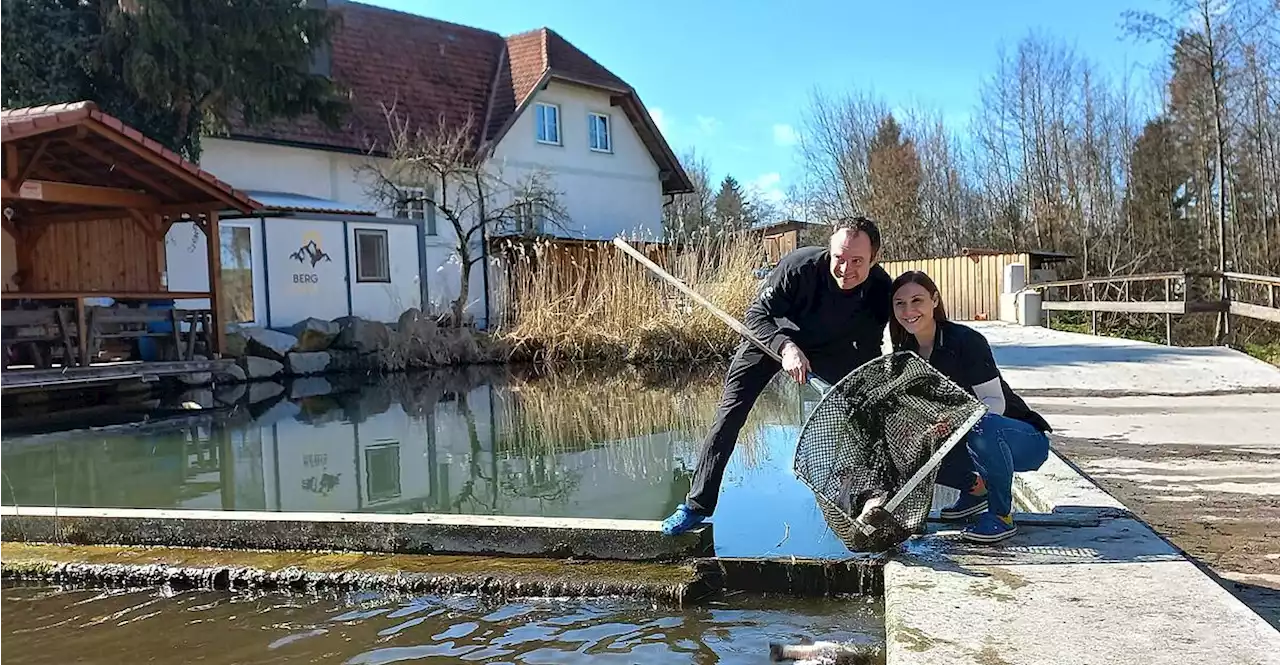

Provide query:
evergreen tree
left=866, top=114, right=925, bottom=259
left=2, top=0, right=349, bottom=161
left=713, top=175, right=755, bottom=234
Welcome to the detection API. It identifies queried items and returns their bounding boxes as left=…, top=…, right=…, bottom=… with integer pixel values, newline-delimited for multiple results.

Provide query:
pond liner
left=0, top=543, right=887, bottom=606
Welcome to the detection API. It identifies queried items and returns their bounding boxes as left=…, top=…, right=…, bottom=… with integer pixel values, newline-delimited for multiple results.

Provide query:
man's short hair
left=830, top=215, right=882, bottom=256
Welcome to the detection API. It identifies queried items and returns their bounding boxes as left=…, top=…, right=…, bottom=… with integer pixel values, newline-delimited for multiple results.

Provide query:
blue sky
left=368, top=0, right=1172, bottom=207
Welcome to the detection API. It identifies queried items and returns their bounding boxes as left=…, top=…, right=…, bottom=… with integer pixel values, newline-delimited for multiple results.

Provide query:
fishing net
left=793, top=351, right=988, bottom=553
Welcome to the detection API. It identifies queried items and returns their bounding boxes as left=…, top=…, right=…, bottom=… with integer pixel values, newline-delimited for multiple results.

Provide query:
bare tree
left=663, top=147, right=715, bottom=243
left=359, top=107, right=567, bottom=327
left=1124, top=0, right=1269, bottom=340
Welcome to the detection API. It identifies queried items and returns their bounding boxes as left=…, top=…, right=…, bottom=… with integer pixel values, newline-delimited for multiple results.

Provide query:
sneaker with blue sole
left=962, top=512, right=1018, bottom=543
left=939, top=492, right=988, bottom=521
left=661, top=504, right=705, bottom=536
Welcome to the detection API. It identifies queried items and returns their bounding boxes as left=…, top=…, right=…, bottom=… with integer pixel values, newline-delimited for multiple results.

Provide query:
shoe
left=939, top=492, right=988, bottom=521
left=962, top=512, right=1018, bottom=544
left=661, top=504, right=705, bottom=536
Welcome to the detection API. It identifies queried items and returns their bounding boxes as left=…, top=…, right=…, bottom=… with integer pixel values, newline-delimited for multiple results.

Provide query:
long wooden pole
left=611, top=237, right=831, bottom=394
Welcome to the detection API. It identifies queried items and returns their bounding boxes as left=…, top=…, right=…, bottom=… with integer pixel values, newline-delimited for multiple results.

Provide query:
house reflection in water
left=1, top=366, right=799, bottom=523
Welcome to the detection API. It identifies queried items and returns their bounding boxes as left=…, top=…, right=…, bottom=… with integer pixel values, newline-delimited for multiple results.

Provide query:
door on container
left=219, top=221, right=267, bottom=327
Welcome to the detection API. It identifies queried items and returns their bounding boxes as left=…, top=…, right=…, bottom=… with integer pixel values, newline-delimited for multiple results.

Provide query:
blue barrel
left=138, top=299, right=176, bottom=361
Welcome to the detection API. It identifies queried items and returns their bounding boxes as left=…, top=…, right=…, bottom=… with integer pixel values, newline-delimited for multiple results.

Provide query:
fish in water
left=769, top=640, right=884, bottom=664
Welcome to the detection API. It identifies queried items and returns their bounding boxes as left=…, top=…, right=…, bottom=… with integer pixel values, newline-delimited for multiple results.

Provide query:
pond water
left=1, top=364, right=863, bottom=559
left=1, top=366, right=891, bottom=663
left=2, top=583, right=884, bottom=664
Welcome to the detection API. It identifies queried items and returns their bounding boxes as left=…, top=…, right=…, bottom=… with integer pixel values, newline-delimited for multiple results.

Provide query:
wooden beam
left=1041, top=300, right=1188, bottom=314
left=6, top=208, right=125, bottom=226
left=127, top=208, right=161, bottom=240
left=84, top=119, right=243, bottom=212
left=204, top=209, right=226, bottom=357
left=10, top=139, right=50, bottom=189
left=4, top=144, right=17, bottom=181
left=1228, top=301, right=1280, bottom=324
left=0, top=178, right=158, bottom=209
left=68, top=138, right=181, bottom=199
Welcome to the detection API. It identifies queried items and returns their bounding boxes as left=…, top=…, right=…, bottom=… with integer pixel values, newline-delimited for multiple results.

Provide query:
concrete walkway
left=968, top=322, right=1280, bottom=629
left=888, top=451, right=1280, bottom=664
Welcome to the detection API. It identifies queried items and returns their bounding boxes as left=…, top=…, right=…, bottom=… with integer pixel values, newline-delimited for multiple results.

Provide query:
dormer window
left=535, top=102, right=561, bottom=145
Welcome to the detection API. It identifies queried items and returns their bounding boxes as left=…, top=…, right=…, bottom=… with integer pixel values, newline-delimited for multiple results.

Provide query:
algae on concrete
left=0, top=542, right=709, bottom=606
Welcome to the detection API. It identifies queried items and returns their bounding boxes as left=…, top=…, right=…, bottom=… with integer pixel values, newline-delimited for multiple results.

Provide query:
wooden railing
left=1018, top=270, right=1280, bottom=345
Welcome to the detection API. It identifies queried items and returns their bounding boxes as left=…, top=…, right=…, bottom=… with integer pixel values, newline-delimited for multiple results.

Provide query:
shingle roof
left=223, top=2, right=692, bottom=194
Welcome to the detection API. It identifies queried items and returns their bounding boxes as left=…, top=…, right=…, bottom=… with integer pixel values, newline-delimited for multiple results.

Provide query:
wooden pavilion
left=1, top=101, right=260, bottom=379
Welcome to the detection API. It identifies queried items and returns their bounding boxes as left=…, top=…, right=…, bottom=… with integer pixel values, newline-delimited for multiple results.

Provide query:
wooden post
left=1164, top=278, right=1173, bottom=346
left=205, top=210, right=226, bottom=357
left=1089, top=282, right=1098, bottom=335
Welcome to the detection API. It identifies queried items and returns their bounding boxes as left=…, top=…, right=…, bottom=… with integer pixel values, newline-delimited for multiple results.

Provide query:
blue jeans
left=934, top=412, right=1051, bottom=517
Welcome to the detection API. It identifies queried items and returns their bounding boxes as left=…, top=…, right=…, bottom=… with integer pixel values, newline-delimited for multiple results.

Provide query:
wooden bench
left=85, top=306, right=213, bottom=362
left=1, top=307, right=79, bottom=368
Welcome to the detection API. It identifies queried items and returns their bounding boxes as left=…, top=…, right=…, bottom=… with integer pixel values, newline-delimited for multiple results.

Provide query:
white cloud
left=650, top=107, right=669, bottom=134
left=696, top=115, right=721, bottom=135
left=750, top=172, right=786, bottom=205
left=772, top=123, right=798, bottom=147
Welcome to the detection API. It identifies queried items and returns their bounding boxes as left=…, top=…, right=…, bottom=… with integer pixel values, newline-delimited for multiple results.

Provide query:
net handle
left=612, top=237, right=831, bottom=394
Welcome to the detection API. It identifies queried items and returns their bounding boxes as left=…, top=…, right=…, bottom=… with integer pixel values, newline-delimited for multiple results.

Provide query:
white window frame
left=514, top=200, right=544, bottom=235
left=588, top=112, right=612, bottom=153
left=535, top=102, right=561, bottom=145
left=393, top=185, right=426, bottom=220
left=354, top=228, right=391, bottom=283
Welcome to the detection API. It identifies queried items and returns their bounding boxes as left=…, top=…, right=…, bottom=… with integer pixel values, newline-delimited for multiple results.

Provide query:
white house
left=166, top=0, right=691, bottom=331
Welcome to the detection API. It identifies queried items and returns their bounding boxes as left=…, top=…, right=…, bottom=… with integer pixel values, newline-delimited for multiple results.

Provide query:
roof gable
left=2, top=101, right=260, bottom=217
left=221, top=3, right=692, bottom=194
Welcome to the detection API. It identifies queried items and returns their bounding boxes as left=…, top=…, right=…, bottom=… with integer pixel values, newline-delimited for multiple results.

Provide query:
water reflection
left=2, top=364, right=863, bottom=556
left=2, top=584, right=883, bottom=665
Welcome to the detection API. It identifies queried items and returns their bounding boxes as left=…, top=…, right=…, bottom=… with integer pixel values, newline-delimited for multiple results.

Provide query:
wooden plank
left=0, top=178, right=158, bottom=209
left=67, top=139, right=181, bottom=200
left=205, top=210, right=225, bottom=356
left=1042, top=300, right=1187, bottom=314
left=11, top=139, right=50, bottom=189
left=1024, top=271, right=1189, bottom=291
left=1222, top=272, right=1280, bottom=287
left=1228, top=301, right=1280, bottom=323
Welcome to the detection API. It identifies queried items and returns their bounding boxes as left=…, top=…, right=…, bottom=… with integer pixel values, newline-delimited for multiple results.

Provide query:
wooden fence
left=880, top=253, right=1032, bottom=321
left=1019, top=270, right=1280, bottom=345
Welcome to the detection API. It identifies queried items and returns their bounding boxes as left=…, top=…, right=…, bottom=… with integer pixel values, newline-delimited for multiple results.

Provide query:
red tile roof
left=2, top=101, right=260, bottom=215
left=223, top=2, right=692, bottom=194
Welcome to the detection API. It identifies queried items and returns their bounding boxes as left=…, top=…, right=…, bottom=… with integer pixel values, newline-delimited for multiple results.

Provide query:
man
left=663, top=216, right=894, bottom=536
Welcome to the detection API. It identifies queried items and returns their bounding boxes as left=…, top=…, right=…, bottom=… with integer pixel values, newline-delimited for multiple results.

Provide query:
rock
left=214, top=383, right=247, bottom=405
left=325, top=349, right=371, bottom=372
left=214, top=363, right=248, bottom=383
left=290, top=317, right=341, bottom=352
left=248, top=381, right=284, bottom=404
left=289, top=376, right=333, bottom=400
left=224, top=327, right=249, bottom=358
left=242, top=327, right=298, bottom=361
left=178, top=372, right=212, bottom=386
left=334, top=318, right=390, bottom=354
left=287, top=351, right=331, bottom=376
left=238, top=356, right=284, bottom=380
left=398, top=307, right=439, bottom=340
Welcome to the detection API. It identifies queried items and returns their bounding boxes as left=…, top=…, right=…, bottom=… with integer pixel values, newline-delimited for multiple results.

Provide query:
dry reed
left=495, top=235, right=766, bottom=364
left=493, top=364, right=803, bottom=472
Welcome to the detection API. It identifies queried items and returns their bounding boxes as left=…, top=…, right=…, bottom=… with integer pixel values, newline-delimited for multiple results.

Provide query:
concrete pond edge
left=0, top=507, right=712, bottom=563
left=881, top=448, right=1280, bottom=665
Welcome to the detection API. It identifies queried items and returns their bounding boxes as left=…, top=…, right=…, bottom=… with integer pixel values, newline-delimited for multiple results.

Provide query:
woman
left=889, top=270, right=1052, bottom=544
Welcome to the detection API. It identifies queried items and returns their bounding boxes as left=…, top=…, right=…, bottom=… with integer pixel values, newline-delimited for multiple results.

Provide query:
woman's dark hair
left=888, top=270, right=949, bottom=350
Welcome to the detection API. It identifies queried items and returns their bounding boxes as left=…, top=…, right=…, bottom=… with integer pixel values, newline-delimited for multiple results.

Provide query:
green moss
left=0, top=542, right=700, bottom=599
